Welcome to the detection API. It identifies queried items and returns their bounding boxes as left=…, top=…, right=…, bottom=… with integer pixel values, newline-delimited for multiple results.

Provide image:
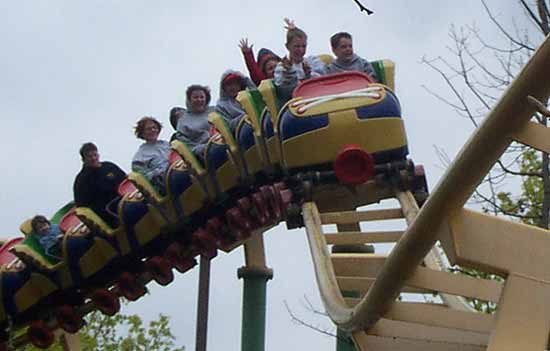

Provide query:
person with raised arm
left=238, top=18, right=296, bottom=85
left=273, top=20, right=326, bottom=99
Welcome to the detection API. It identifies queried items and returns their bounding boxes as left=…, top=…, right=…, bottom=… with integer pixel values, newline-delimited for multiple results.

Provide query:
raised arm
left=239, top=38, right=263, bottom=85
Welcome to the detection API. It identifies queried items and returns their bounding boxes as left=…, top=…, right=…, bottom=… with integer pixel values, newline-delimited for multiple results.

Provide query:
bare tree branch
left=482, top=0, right=536, bottom=50
left=284, top=301, right=347, bottom=341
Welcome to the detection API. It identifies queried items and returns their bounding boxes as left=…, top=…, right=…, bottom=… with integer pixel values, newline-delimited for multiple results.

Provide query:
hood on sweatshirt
left=256, top=48, right=281, bottom=75
left=218, top=70, right=255, bottom=99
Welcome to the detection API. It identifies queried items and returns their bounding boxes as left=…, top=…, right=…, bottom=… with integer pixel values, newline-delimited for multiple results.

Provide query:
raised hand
left=239, top=38, right=253, bottom=52
left=284, top=18, right=296, bottom=30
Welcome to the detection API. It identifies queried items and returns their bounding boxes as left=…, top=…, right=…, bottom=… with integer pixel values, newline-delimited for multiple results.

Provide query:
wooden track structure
left=303, top=34, right=550, bottom=351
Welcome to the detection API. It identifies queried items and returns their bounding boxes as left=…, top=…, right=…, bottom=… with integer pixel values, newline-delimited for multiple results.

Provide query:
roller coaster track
left=303, top=34, right=550, bottom=351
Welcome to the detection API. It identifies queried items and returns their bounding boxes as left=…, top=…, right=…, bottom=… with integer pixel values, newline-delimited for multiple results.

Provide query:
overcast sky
left=0, top=1, right=533, bottom=350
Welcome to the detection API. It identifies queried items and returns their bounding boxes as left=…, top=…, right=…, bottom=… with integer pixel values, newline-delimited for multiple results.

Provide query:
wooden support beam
left=334, top=255, right=502, bottom=303
left=363, top=318, right=489, bottom=346
left=449, top=208, right=550, bottom=279
left=331, top=254, right=386, bottom=277
left=407, top=266, right=502, bottom=303
left=352, top=330, right=486, bottom=351
left=487, top=274, right=550, bottom=351
left=337, top=276, right=431, bottom=294
left=344, top=301, right=494, bottom=333
left=325, top=231, right=403, bottom=245
left=512, top=120, right=550, bottom=153
left=320, top=209, right=403, bottom=225
left=387, top=302, right=494, bottom=334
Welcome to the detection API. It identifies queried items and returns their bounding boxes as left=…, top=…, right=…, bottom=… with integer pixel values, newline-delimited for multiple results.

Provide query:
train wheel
left=206, top=217, right=234, bottom=247
left=28, top=320, right=54, bottom=349
left=192, top=229, right=218, bottom=259
left=145, top=256, right=174, bottom=286
left=117, top=272, right=146, bottom=301
left=260, top=185, right=281, bottom=221
left=237, top=197, right=260, bottom=228
left=92, top=289, right=120, bottom=316
left=251, top=191, right=270, bottom=225
left=56, top=304, right=84, bottom=334
left=164, top=243, right=186, bottom=273
left=226, top=207, right=253, bottom=240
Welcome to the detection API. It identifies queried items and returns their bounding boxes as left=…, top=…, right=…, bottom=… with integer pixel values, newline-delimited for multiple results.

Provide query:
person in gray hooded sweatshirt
left=172, top=84, right=214, bottom=157
left=215, top=70, right=255, bottom=131
left=326, top=32, right=378, bottom=82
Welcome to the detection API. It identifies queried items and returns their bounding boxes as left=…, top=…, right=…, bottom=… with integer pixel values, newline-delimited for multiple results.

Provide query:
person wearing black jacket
left=73, top=142, right=126, bottom=227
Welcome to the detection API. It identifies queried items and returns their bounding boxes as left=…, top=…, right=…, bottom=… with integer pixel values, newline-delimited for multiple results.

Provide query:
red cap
left=223, top=73, right=242, bottom=85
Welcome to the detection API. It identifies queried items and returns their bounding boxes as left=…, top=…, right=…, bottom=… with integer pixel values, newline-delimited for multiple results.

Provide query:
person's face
left=224, top=80, right=242, bottom=99
left=263, top=59, right=278, bottom=78
left=333, top=37, right=354, bottom=62
left=190, top=90, right=207, bottom=113
left=83, top=150, right=101, bottom=168
left=287, top=37, right=307, bottom=63
left=143, top=121, right=160, bottom=143
left=35, top=221, right=50, bottom=235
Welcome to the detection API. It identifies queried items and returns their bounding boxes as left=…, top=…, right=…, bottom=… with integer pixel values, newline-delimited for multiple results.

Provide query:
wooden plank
left=325, top=231, right=403, bottom=245
left=320, top=208, right=403, bottom=225
left=344, top=300, right=494, bottom=333
left=337, top=276, right=431, bottom=294
left=488, top=274, right=550, bottom=351
left=353, top=331, right=486, bottom=351
left=385, top=302, right=494, bottom=333
left=408, top=266, right=502, bottom=303
left=331, top=254, right=386, bottom=277
left=450, top=208, right=550, bottom=279
left=367, top=318, right=489, bottom=346
left=511, top=120, right=550, bottom=153
left=332, top=255, right=502, bottom=303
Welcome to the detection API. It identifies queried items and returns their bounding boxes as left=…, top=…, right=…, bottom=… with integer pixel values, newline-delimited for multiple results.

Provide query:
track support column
left=195, top=255, right=211, bottom=351
left=238, top=234, right=273, bottom=351
left=333, top=222, right=365, bottom=351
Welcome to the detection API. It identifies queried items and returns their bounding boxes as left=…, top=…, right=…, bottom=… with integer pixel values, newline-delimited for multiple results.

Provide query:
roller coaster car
left=258, top=79, right=284, bottom=170
left=166, top=145, right=210, bottom=220
left=277, top=70, right=408, bottom=174
left=206, top=113, right=248, bottom=199
left=235, top=89, right=272, bottom=177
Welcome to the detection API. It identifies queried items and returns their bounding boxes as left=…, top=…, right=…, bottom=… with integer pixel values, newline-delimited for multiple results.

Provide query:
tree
left=422, top=0, right=550, bottom=227
left=422, top=0, right=550, bottom=313
left=23, top=308, right=185, bottom=351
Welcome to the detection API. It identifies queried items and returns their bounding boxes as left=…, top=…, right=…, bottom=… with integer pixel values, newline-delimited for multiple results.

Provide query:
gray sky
left=0, top=1, right=528, bottom=350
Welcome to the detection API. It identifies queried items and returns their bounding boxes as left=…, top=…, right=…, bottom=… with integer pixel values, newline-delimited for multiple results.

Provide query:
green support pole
left=336, top=291, right=359, bottom=351
left=237, top=266, right=273, bottom=351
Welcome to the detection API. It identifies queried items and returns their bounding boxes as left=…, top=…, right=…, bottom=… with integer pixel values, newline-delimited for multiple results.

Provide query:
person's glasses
left=145, top=126, right=159, bottom=131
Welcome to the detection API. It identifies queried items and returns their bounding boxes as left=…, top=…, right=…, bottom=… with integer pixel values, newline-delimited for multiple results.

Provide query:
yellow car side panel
left=283, top=113, right=406, bottom=169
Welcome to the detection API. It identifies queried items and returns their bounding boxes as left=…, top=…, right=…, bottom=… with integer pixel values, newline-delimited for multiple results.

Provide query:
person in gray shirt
left=326, top=32, right=378, bottom=82
left=171, top=85, right=213, bottom=157
left=132, top=116, right=170, bottom=191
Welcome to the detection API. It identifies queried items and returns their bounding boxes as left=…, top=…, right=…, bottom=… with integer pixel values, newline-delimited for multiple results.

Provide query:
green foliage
left=23, top=308, right=184, bottom=351
left=495, top=148, right=543, bottom=225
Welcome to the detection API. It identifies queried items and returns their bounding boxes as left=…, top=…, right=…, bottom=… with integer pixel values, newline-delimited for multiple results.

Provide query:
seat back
left=371, top=59, right=395, bottom=91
